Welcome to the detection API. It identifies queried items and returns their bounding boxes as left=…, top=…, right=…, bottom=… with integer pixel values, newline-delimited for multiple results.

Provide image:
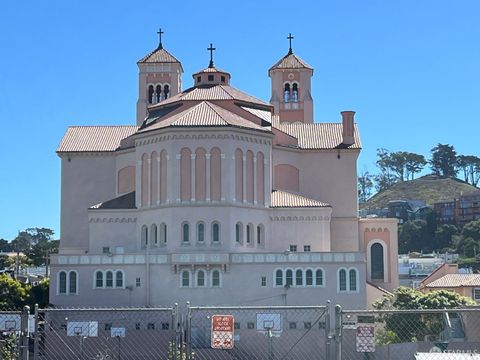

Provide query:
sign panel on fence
left=356, top=325, right=375, bottom=352
left=211, top=315, right=234, bottom=349
left=67, top=321, right=98, bottom=337
left=111, top=327, right=126, bottom=338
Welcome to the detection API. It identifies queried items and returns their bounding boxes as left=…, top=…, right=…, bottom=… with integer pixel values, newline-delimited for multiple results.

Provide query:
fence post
left=173, top=303, right=179, bottom=360
left=334, top=305, right=342, bottom=360
left=32, top=304, right=38, bottom=360
left=325, top=301, right=331, bottom=360
left=185, top=302, right=192, bottom=360
left=20, top=305, right=30, bottom=360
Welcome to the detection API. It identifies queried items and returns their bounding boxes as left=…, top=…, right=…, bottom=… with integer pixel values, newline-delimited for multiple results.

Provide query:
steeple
left=268, top=34, right=314, bottom=124
left=136, top=29, right=183, bottom=125
left=192, top=43, right=231, bottom=86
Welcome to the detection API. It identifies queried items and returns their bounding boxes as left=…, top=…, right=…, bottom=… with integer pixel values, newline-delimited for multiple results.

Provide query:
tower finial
left=207, top=43, right=216, bottom=68
left=287, top=33, right=294, bottom=54
left=157, top=28, right=164, bottom=49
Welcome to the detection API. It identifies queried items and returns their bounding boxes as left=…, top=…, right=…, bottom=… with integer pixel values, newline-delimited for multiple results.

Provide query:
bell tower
left=136, top=29, right=183, bottom=125
left=268, top=34, right=314, bottom=124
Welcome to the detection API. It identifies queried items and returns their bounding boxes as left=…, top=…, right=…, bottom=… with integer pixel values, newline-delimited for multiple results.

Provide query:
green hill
left=362, top=175, right=480, bottom=210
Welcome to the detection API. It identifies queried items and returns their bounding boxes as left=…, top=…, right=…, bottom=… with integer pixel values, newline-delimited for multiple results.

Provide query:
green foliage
left=0, top=274, right=30, bottom=309
left=373, top=287, right=475, bottom=344
left=457, top=155, right=480, bottom=186
left=1, top=332, right=19, bottom=360
left=434, top=224, right=459, bottom=250
left=462, top=220, right=480, bottom=242
left=358, top=170, right=374, bottom=203
left=167, top=341, right=194, bottom=360
left=29, top=278, right=50, bottom=308
left=430, top=143, right=458, bottom=177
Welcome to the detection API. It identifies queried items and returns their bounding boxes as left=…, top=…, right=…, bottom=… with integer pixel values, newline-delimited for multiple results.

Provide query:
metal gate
left=186, top=304, right=330, bottom=360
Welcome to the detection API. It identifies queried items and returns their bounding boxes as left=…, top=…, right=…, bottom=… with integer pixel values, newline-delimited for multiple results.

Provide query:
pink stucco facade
left=52, top=36, right=398, bottom=309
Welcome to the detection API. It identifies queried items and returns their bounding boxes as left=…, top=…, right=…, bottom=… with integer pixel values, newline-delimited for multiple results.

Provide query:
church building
left=50, top=31, right=398, bottom=308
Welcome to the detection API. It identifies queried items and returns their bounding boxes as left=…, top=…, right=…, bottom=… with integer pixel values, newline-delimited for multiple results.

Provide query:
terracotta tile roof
left=274, top=122, right=362, bottom=149
left=141, top=101, right=269, bottom=133
left=241, top=106, right=272, bottom=123
left=137, top=46, right=182, bottom=65
left=57, top=126, right=138, bottom=153
left=194, top=66, right=229, bottom=74
left=149, top=84, right=270, bottom=108
left=270, top=190, right=330, bottom=208
left=269, top=52, right=313, bottom=72
left=425, top=274, right=480, bottom=288
left=90, top=192, right=136, bottom=210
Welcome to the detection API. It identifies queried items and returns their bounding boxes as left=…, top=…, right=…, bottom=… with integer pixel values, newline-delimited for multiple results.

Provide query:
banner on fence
left=211, top=315, right=234, bottom=349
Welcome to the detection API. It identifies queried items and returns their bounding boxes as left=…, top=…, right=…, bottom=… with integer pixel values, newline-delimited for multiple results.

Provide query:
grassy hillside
left=362, top=175, right=480, bottom=209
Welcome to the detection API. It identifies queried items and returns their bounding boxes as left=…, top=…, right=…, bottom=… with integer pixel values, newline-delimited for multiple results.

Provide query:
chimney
left=341, top=111, right=355, bottom=146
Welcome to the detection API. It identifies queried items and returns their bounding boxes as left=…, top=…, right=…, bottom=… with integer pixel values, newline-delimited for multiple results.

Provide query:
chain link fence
left=33, top=306, right=177, bottom=360
left=3, top=304, right=480, bottom=359
left=338, top=307, right=480, bottom=360
left=187, top=304, right=330, bottom=360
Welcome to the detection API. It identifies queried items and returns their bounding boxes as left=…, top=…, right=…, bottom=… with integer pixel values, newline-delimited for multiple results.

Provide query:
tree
left=456, top=155, right=480, bottom=186
left=11, top=228, right=57, bottom=266
left=373, top=287, right=475, bottom=343
left=358, top=170, right=374, bottom=203
left=0, top=238, right=12, bottom=252
left=461, top=220, right=480, bottom=242
left=0, top=274, right=30, bottom=309
left=434, top=224, right=459, bottom=250
left=29, top=279, right=50, bottom=308
left=430, top=144, right=457, bottom=177
left=405, top=152, right=427, bottom=180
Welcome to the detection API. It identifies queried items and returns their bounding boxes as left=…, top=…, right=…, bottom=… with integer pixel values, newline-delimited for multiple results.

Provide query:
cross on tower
left=207, top=43, right=216, bottom=68
left=157, top=28, right=164, bottom=49
left=287, top=33, right=294, bottom=54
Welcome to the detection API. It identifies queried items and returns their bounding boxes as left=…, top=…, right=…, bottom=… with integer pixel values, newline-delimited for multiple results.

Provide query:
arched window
left=160, top=223, right=167, bottom=244
left=284, top=83, right=291, bottom=102
left=275, top=269, right=283, bottom=286
left=197, top=223, right=205, bottom=243
left=95, top=271, right=104, bottom=288
left=155, top=84, right=162, bottom=102
left=246, top=150, right=254, bottom=203
left=295, top=269, right=303, bottom=286
left=116, top=271, right=124, bottom=288
left=371, top=243, right=385, bottom=280
left=256, top=225, right=263, bottom=245
left=210, top=147, right=222, bottom=201
left=235, top=223, right=242, bottom=243
left=148, top=85, right=154, bottom=104
left=180, top=148, right=192, bottom=201
left=197, top=270, right=206, bottom=287
left=195, top=148, right=207, bottom=201
left=163, top=84, right=170, bottom=99
left=339, top=269, right=347, bottom=291
left=285, top=269, right=293, bottom=286
left=349, top=269, right=358, bottom=292
left=106, top=271, right=113, bottom=288
left=69, top=271, right=77, bottom=294
left=141, top=225, right=148, bottom=248
left=181, top=271, right=190, bottom=287
left=182, top=223, right=190, bottom=243
left=212, top=222, right=220, bottom=243
left=59, top=271, right=67, bottom=294
left=315, top=269, right=324, bottom=286
left=292, top=83, right=298, bottom=102
left=151, top=224, right=158, bottom=245
left=212, top=270, right=221, bottom=287
left=306, top=269, right=313, bottom=286
left=235, top=149, right=243, bottom=202
left=246, top=224, right=252, bottom=244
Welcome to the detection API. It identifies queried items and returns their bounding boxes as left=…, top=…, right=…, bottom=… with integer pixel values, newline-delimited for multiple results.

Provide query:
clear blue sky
left=1, top=0, right=479, bottom=240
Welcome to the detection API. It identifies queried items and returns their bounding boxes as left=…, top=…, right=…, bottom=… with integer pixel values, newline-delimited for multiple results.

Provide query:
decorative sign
left=111, top=327, right=126, bottom=338
left=356, top=325, right=375, bottom=353
left=67, top=321, right=98, bottom=337
left=0, top=314, right=20, bottom=331
left=211, top=315, right=234, bottom=349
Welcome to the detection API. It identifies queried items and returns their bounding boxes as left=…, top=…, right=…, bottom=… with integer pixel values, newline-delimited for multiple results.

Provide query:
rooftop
left=270, top=190, right=330, bottom=208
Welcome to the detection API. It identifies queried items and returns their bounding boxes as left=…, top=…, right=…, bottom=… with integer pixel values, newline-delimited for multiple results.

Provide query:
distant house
left=419, top=263, right=480, bottom=302
left=434, top=192, right=480, bottom=225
